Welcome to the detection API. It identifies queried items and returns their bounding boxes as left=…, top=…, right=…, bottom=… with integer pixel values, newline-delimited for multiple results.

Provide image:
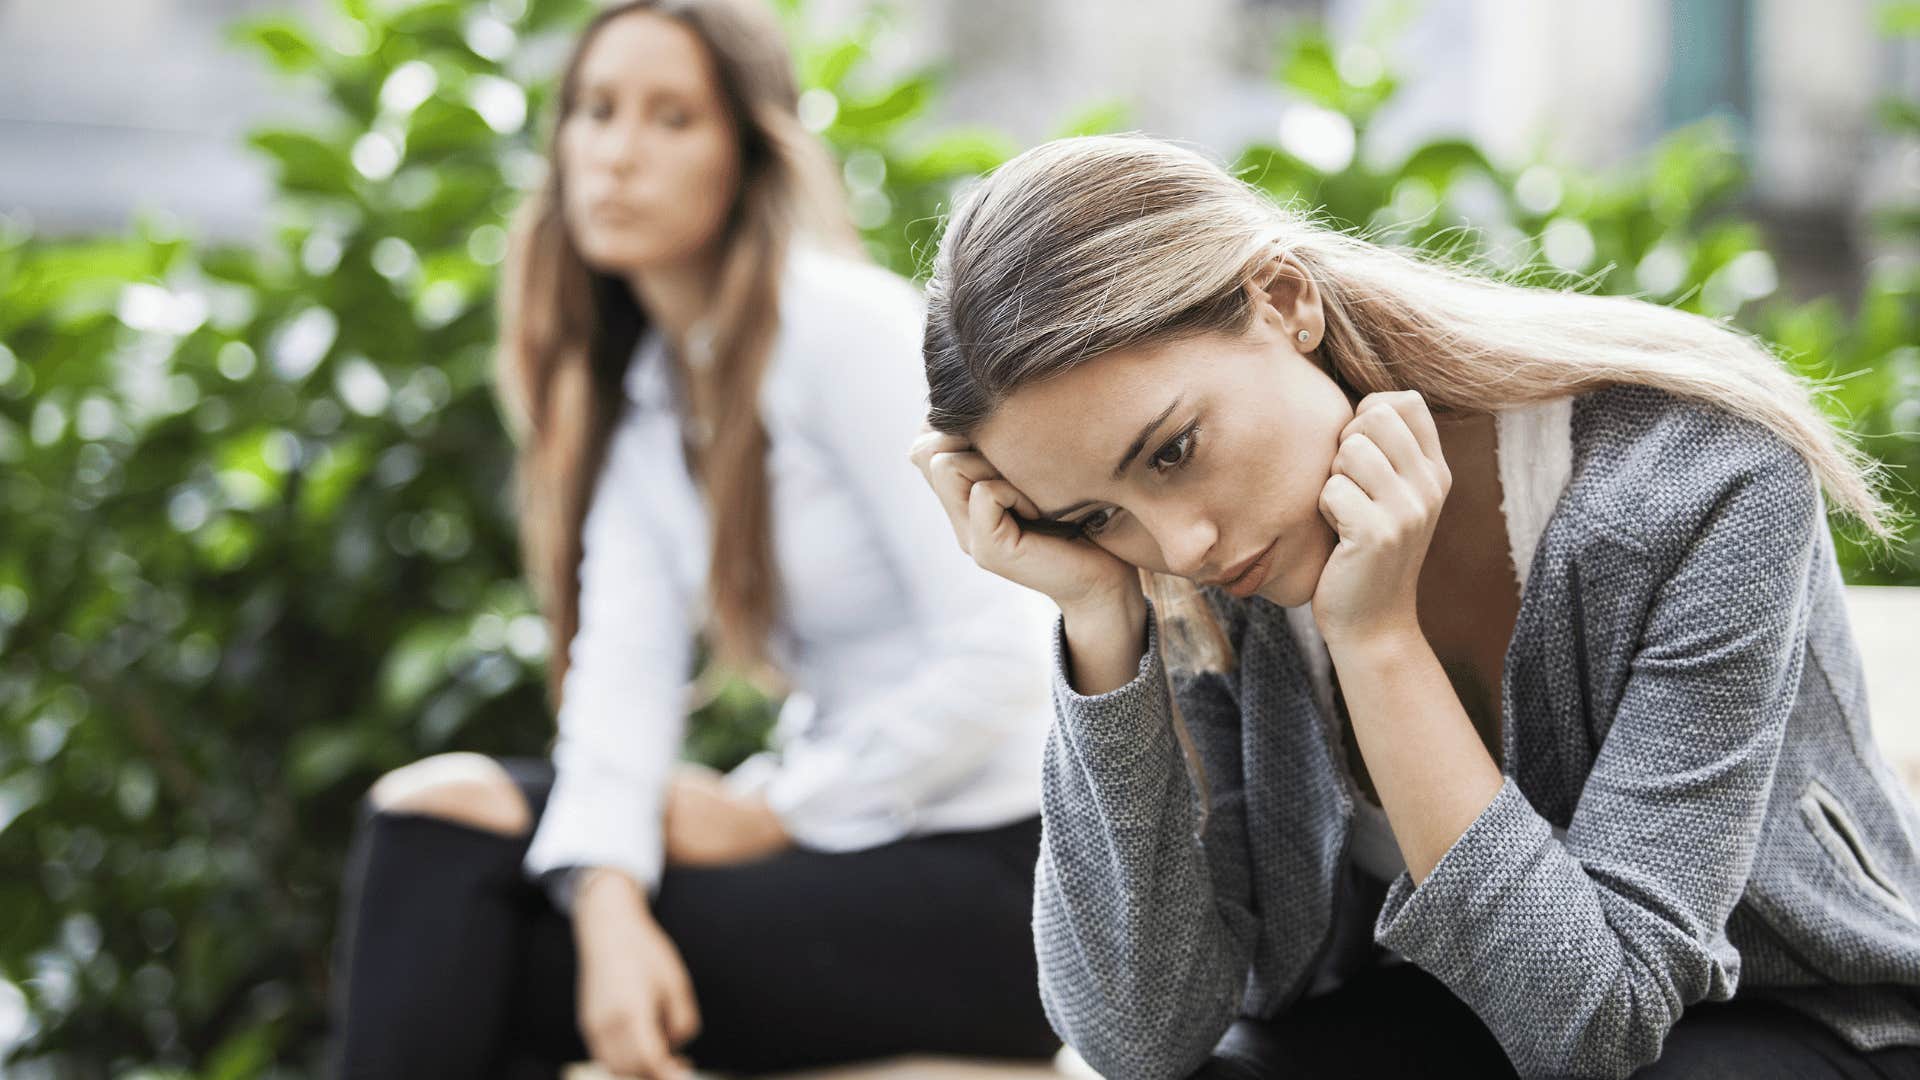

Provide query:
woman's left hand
left=663, top=763, right=792, bottom=867
left=1311, top=390, right=1452, bottom=651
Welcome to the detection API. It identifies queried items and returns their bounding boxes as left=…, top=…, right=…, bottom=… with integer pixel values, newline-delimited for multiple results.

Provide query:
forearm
left=1327, top=628, right=1503, bottom=884
left=1035, top=702, right=1249, bottom=1079
left=1059, top=587, right=1149, bottom=696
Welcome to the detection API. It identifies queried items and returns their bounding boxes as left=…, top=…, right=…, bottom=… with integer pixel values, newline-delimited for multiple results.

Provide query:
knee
left=368, top=752, right=532, bottom=838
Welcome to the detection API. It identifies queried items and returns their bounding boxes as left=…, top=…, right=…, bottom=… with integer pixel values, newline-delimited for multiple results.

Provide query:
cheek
left=1259, top=517, right=1337, bottom=606
left=663, top=130, right=739, bottom=236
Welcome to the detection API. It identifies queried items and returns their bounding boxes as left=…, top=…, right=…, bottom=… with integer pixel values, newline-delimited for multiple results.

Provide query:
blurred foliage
left=0, top=0, right=1915, bottom=1075
left=1237, top=15, right=1919, bottom=580
left=0, top=0, right=1002, bottom=1073
left=1761, top=3, right=1920, bottom=582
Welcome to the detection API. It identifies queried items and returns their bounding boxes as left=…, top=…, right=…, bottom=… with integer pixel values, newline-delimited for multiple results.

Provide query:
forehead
left=576, top=13, right=713, bottom=93
left=972, top=338, right=1212, bottom=509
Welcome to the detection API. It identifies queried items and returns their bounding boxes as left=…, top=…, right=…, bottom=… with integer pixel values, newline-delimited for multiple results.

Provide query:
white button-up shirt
left=523, top=247, right=1055, bottom=894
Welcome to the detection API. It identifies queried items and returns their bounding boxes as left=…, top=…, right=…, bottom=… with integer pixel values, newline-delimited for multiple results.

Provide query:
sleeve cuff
left=1373, top=775, right=1555, bottom=974
left=539, top=866, right=583, bottom=915
left=522, top=764, right=666, bottom=897
left=1048, top=600, right=1172, bottom=744
left=740, top=742, right=920, bottom=852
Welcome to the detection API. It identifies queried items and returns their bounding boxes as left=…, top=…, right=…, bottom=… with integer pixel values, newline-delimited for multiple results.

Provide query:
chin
left=1257, top=530, right=1334, bottom=607
left=579, top=238, right=667, bottom=273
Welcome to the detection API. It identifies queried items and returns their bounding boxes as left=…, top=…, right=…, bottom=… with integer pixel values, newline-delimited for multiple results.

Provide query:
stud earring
left=1296, top=329, right=1311, bottom=345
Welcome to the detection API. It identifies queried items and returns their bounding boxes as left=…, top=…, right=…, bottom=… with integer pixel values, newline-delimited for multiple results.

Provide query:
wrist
left=574, top=865, right=647, bottom=921
left=1058, top=579, right=1146, bottom=632
left=1059, top=587, right=1150, bottom=697
left=1322, top=619, right=1426, bottom=667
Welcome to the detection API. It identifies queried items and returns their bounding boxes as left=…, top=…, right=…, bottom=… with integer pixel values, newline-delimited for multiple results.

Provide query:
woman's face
left=972, top=301, right=1354, bottom=607
left=558, top=12, right=741, bottom=272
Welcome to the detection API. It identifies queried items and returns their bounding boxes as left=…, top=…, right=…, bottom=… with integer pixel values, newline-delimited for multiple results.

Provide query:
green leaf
left=896, top=129, right=1016, bottom=181
left=204, top=1022, right=277, bottom=1080
left=407, top=97, right=497, bottom=159
left=1277, top=35, right=1342, bottom=109
left=1877, top=1, right=1920, bottom=35
left=1054, top=100, right=1133, bottom=138
left=1394, top=139, right=1497, bottom=191
left=1877, top=95, right=1920, bottom=135
left=247, top=129, right=356, bottom=197
left=286, top=724, right=374, bottom=795
left=1231, top=142, right=1323, bottom=198
left=378, top=617, right=469, bottom=711
left=802, top=36, right=868, bottom=91
left=834, top=74, right=936, bottom=132
left=231, top=16, right=323, bottom=74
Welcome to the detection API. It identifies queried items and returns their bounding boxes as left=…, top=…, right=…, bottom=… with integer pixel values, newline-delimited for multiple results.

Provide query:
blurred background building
left=5, top=0, right=1917, bottom=298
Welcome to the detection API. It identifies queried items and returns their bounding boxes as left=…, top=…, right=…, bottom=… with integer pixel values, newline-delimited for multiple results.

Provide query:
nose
left=1145, top=506, right=1219, bottom=581
left=593, top=118, right=645, bottom=174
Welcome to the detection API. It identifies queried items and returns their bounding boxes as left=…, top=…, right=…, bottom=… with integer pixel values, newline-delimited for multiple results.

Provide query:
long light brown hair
left=495, top=0, right=855, bottom=709
left=924, top=135, right=1895, bottom=673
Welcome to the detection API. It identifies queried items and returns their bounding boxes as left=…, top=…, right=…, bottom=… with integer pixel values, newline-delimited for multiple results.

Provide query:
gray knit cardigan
left=1034, top=385, right=1920, bottom=1079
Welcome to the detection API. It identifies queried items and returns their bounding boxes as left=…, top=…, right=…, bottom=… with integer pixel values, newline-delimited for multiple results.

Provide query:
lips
left=1211, top=538, right=1280, bottom=598
left=589, top=200, right=646, bottom=222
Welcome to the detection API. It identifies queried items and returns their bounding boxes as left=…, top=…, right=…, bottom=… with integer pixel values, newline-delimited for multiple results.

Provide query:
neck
left=1428, top=411, right=1507, bottom=569
left=625, top=244, right=725, bottom=352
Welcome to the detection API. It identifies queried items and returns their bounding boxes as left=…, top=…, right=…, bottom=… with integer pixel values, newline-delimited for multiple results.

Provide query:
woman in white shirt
left=328, top=2, right=1057, bottom=1076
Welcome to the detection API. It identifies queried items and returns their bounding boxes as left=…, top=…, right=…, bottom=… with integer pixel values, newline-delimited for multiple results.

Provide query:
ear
left=1243, top=252, right=1325, bottom=354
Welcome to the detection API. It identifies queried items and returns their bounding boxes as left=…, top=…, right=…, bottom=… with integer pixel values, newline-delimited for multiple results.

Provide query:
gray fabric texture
left=1033, top=384, right=1920, bottom=1080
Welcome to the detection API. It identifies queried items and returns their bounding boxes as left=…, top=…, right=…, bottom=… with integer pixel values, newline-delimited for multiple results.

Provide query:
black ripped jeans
left=329, top=757, right=1058, bottom=1078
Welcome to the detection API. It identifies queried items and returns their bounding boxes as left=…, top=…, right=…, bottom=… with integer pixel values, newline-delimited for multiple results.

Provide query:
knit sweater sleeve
left=1374, top=439, right=1823, bottom=1078
left=1033, top=600, right=1260, bottom=1080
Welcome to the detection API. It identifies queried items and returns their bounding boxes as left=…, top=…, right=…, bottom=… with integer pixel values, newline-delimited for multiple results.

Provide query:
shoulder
left=1565, top=383, right=1820, bottom=554
left=775, top=245, right=926, bottom=368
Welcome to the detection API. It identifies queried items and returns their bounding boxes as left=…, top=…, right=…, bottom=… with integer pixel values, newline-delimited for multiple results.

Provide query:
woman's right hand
left=572, top=868, right=700, bottom=1080
left=909, top=427, right=1138, bottom=613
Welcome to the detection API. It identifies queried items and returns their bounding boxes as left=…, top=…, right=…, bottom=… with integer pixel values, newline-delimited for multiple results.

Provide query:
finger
left=596, top=1015, right=664, bottom=1079
left=928, top=449, right=998, bottom=496
left=660, top=960, right=702, bottom=1048
left=928, top=450, right=999, bottom=545
left=967, top=478, right=1038, bottom=556
left=1317, top=472, right=1377, bottom=540
left=1342, top=402, right=1426, bottom=481
left=908, top=429, right=971, bottom=472
left=1382, top=389, right=1443, bottom=463
left=624, top=1014, right=678, bottom=1080
left=1331, top=433, right=1401, bottom=503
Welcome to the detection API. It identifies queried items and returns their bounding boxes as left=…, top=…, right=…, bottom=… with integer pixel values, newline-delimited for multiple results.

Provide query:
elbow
left=1518, top=959, right=1695, bottom=1079
left=1038, top=980, right=1226, bottom=1080
left=1033, top=922, right=1236, bottom=1080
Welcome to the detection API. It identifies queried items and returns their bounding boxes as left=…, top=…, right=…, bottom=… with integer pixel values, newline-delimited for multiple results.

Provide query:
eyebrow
left=1113, top=397, right=1181, bottom=481
left=1037, top=396, right=1182, bottom=520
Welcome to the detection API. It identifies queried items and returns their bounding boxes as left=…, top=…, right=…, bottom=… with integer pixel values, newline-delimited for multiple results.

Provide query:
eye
left=660, top=107, right=692, bottom=129
left=1149, top=425, right=1200, bottom=474
left=1077, top=507, right=1118, bottom=538
left=586, top=97, right=614, bottom=121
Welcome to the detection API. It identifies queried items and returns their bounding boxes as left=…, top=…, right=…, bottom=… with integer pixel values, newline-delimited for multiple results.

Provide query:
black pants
left=1192, top=961, right=1920, bottom=1080
left=330, top=757, right=1058, bottom=1078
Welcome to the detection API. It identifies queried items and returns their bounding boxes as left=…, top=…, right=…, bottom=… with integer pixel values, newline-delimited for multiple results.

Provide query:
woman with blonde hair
left=329, top=2, right=1059, bottom=1076
left=912, top=133, right=1920, bottom=1079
